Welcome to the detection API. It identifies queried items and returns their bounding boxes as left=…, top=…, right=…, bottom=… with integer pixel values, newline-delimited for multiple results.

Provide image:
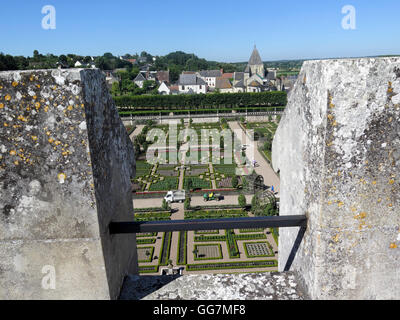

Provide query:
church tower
left=247, top=45, right=265, bottom=77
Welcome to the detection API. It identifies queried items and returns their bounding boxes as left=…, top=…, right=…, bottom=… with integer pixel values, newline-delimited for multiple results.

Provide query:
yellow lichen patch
left=17, top=115, right=27, bottom=122
left=0, top=103, right=4, bottom=109
left=62, top=151, right=68, bottom=156
left=388, top=203, right=393, bottom=208
left=327, top=114, right=334, bottom=120
left=67, top=105, right=73, bottom=111
left=29, top=75, right=34, bottom=81
left=326, top=141, right=333, bottom=147
left=5, top=94, right=11, bottom=101
left=57, top=173, right=67, bottom=183
left=14, top=160, right=19, bottom=165
left=46, top=131, right=51, bottom=136
left=350, top=206, right=357, bottom=212
left=48, top=138, right=54, bottom=143
left=390, top=243, right=397, bottom=249
left=337, top=201, right=344, bottom=207
left=3, top=122, right=8, bottom=127
left=327, top=201, right=333, bottom=205
left=354, top=212, right=367, bottom=220
left=9, top=150, right=17, bottom=156
left=389, top=179, right=395, bottom=185
left=36, top=84, right=41, bottom=88
left=44, top=106, right=49, bottom=112
left=372, top=181, right=377, bottom=185
left=54, top=140, right=61, bottom=146
left=31, top=135, right=38, bottom=141
left=332, top=234, right=340, bottom=243
left=33, top=95, right=37, bottom=100
left=12, top=81, right=18, bottom=87
left=34, top=102, right=40, bottom=109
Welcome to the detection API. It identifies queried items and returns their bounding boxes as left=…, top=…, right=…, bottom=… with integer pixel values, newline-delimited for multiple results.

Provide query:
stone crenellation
left=272, top=57, right=400, bottom=299
left=0, top=69, right=138, bottom=299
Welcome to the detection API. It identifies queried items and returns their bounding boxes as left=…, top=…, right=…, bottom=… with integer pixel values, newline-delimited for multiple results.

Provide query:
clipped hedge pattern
left=186, top=260, right=278, bottom=271
left=115, top=91, right=287, bottom=110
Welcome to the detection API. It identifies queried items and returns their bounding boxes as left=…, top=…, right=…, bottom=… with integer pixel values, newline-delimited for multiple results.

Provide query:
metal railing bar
left=109, top=215, right=307, bottom=234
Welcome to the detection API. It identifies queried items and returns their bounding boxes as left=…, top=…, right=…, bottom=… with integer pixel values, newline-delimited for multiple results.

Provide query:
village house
left=215, top=77, right=233, bottom=93
left=157, top=81, right=170, bottom=95
left=156, top=70, right=170, bottom=84
left=133, top=72, right=146, bottom=88
left=178, top=74, right=207, bottom=94
left=197, top=69, right=222, bottom=88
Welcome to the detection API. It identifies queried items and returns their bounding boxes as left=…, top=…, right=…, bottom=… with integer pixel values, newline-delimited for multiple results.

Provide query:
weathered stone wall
left=272, top=58, right=400, bottom=299
left=0, top=69, right=138, bottom=299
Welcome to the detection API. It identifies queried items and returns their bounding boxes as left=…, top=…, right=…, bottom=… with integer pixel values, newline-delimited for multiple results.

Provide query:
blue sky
left=1, top=0, right=399, bottom=62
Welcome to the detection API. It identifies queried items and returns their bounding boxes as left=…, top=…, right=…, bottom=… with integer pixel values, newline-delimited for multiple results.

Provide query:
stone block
left=0, top=69, right=138, bottom=299
left=272, top=58, right=400, bottom=299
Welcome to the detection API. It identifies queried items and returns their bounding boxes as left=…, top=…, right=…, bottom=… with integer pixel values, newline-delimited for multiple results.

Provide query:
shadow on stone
left=119, top=274, right=182, bottom=300
left=283, top=226, right=306, bottom=272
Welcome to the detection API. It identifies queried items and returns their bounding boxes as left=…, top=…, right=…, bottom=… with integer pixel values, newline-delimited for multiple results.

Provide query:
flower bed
left=136, top=238, right=156, bottom=245
left=184, top=176, right=211, bottom=190
left=139, top=265, right=159, bottom=274
left=184, top=209, right=248, bottom=220
left=226, top=229, right=240, bottom=259
left=243, top=241, right=275, bottom=258
left=186, top=260, right=278, bottom=271
left=177, top=231, right=187, bottom=265
left=137, top=246, right=154, bottom=263
left=193, top=244, right=223, bottom=260
left=134, top=211, right=171, bottom=221
left=149, top=177, right=179, bottom=191
left=158, top=232, right=172, bottom=266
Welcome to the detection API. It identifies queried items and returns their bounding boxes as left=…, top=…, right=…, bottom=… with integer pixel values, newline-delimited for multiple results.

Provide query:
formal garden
left=130, top=119, right=280, bottom=275
left=136, top=205, right=279, bottom=274
left=240, top=119, right=280, bottom=163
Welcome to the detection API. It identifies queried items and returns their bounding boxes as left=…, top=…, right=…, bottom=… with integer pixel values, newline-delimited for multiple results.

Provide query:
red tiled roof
left=169, top=85, right=179, bottom=91
left=215, top=77, right=232, bottom=89
left=221, top=73, right=234, bottom=79
left=157, top=71, right=170, bottom=83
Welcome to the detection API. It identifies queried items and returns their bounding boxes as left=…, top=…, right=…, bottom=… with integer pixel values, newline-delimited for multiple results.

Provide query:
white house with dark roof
left=178, top=74, right=207, bottom=94
left=197, top=69, right=222, bottom=88
left=133, top=73, right=146, bottom=88
left=157, top=81, right=170, bottom=95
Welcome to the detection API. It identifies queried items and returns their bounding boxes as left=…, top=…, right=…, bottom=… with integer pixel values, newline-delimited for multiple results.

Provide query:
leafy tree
left=238, top=194, right=246, bottom=208
left=111, top=82, right=120, bottom=96
left=184, top=198, right=191, bottom=210
left=185, top=179, right=193, bottom=192
left=231, top=175, right=239, bottom=189
left=263, top=140, right=272, bottom=152
left=162, top=199, right=170, bottom=211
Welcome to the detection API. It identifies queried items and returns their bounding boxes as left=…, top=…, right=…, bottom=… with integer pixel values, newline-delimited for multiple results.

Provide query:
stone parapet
left=0, top=69, right=138, bottom=299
